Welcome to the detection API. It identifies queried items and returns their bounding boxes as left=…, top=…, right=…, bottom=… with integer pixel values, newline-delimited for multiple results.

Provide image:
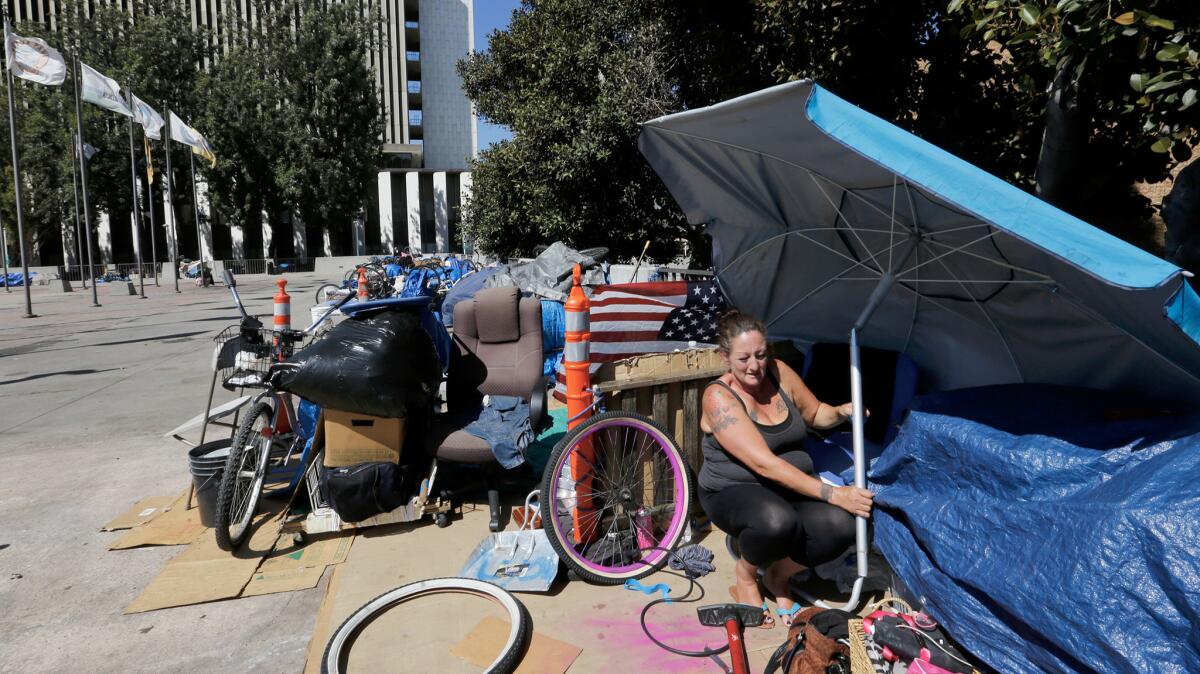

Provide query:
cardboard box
left=323, top=409, right=405, bottom=467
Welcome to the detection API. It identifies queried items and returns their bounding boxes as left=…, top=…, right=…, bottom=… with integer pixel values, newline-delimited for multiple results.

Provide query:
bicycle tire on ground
left=322, top=577, right=532, bottom=674
left=540, top=410, right=695, bottom=585
left=214, top=401, right=272, bottom=551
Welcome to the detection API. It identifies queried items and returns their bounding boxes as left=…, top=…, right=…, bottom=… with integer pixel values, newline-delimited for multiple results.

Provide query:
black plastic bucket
left=188, top=439, right=232, bottom=527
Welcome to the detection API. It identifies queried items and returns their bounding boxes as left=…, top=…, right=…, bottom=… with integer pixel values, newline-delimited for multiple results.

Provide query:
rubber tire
left=314, top=283, right=342, bottom=304
left=322, top=577, right=532, bottom=674
left=214, top=401, right=272, bottom=551
left=435, top=512, right=450, bottom=528
left=539, top=410, right=695, bottom=585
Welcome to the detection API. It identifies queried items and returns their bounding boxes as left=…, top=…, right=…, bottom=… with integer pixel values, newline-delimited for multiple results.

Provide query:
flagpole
left=125, top=84, right=145, bottom=299
left=1, top=208, right=10, bottom=292
left=189, top=151, right=204, bottom=283
left=70, top=55, right=99, bottom=307
left=4, top=15, right=36, bottom=317
left=164, top=108, right=179, bottom=293
left=146, top=138, right=159, bottom=286
left=70, top=130, right=85, bottom=289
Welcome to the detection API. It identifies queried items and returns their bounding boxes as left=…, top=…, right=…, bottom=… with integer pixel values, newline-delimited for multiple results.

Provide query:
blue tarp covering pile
left=1, top=271, right=33, bottom=286
left=872, top=384, right=1200, bottom=673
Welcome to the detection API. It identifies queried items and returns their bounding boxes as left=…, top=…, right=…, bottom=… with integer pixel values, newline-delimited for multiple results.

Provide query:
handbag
left=765, top=607, right=853, bottom=674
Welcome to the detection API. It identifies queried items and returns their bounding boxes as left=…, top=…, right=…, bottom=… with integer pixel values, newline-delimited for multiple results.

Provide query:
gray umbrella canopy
left=640, top=80, right=1200, bottom=404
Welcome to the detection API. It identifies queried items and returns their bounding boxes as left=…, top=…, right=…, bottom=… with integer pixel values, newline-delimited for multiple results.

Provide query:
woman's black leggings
left=700, top=483, right=856, bottom=567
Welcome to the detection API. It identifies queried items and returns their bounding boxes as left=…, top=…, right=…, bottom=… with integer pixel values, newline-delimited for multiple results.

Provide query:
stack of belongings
left=441, top=242, right=605, bottom=377
left=271, top=307, right=442, bottom=522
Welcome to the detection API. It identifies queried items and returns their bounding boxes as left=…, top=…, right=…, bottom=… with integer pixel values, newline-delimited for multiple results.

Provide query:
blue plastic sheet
left=540, top=299, right=564, bottom=377
left=871, top=384, right=1200, bottom=673
left=1, top=271, right=33, bottom=286
left=442, top=266, right=505, bottom=327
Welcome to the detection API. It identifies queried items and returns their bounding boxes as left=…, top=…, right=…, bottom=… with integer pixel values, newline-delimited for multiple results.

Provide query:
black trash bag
left=271, top=310, right=440, bottom=418
left=320, top=462, right=406, bottom=523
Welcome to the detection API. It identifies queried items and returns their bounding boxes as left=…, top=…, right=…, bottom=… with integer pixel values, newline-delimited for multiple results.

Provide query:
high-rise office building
left=5, top=0, right=475, bottom=267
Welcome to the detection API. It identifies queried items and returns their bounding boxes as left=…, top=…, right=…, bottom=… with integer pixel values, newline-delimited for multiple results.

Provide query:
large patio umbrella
left=638, top=79, right=1200, bottom=608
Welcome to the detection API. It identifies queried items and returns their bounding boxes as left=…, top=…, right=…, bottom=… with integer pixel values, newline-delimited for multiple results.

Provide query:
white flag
left=168, top=111, right=216, bottom=167
left=4, top=25, right=66, bottom=85
left=131, top=94, right=164, bottom=140
left=80, top=62, right=132, bottom=118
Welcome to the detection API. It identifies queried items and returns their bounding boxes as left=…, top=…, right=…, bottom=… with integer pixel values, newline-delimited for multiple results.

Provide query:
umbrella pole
left=844, top=327, right=868, bottom=608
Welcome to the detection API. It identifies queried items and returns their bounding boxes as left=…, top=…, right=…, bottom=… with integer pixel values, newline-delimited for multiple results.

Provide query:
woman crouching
left=699, top=310, right=873, bottom=628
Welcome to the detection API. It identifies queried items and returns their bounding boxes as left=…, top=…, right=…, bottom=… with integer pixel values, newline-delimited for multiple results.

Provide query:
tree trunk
left=1035, top=59, right=1084, bottom=212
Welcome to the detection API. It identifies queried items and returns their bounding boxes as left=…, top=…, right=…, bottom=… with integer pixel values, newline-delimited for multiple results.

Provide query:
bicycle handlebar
left=225, top=271, right=251, bottom=321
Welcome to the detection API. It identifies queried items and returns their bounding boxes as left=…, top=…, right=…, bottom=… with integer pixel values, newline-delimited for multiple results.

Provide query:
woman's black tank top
left=698, top=374, right=812, bottom=493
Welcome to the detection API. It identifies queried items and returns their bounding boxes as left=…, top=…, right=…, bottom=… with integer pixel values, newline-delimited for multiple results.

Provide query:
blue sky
left=474, top=1, right=522, bottom=149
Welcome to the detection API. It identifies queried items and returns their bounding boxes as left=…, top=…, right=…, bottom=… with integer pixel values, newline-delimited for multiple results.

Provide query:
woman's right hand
left=830, top=486, right=874, bottom=518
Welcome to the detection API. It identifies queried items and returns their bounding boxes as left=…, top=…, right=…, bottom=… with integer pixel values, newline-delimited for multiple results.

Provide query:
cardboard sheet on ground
left=124, top=514, right=280, bottom=613
left=108, top=490, right=206, bottom=549
left=303, top=518, right=489, bottom=674
left=451, top=615, right=582, bottom=674
left=101, top=495, right=177, bottom=531
left=241, top=534, right=354, bottom=597
left=304, top=562, right=345, bottom=674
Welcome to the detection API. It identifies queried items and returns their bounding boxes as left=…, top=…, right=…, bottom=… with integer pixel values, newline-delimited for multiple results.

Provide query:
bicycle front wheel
left=214, top=401, right=273, bottom=550
left=541, top=411, right=694, bottom=584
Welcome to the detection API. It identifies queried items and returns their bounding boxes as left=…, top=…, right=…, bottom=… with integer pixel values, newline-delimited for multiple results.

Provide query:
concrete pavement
left=0, top=273, right=794, bottom=673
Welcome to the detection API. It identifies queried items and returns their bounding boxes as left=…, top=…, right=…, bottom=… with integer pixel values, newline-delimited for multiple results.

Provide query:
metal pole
left=189, top=151, right=204, bottom=284
left=71, top=55, right=99, bottom=307
left=163, top=110, right=179, bottom=293
left=146, top=140, right=158, bottom=286
left=70, top=132, right=84, bottom=288
left=1, top=207, right=10, bottom=292
left=4, top=16, right=35, bottom=317
left=126, top=85, right=145, bottom=298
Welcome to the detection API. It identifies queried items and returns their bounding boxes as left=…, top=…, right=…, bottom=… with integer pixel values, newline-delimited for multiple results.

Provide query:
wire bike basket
left=213, top=325, right=313, bottom=390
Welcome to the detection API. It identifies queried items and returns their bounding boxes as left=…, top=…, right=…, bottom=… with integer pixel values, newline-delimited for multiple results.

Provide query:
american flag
left=554, top=280, right=726, bottom=400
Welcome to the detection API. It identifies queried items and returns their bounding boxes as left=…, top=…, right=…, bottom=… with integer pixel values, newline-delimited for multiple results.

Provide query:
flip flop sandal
left=775, top=603, right=803, bottom=628
left=728, top=585, right=776, bottom=629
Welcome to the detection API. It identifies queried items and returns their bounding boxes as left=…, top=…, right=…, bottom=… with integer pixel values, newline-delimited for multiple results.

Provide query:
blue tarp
left=1, top=271, right=33, bottom=286
left=442, top=266, right=505, bottom=327
left=540, top=299, right=565, bottom=377
left=872, top=384, right=1200, bottom=673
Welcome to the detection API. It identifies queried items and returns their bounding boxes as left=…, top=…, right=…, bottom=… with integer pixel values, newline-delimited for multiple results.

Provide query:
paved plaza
left=0, top=273, right=791, bottom=673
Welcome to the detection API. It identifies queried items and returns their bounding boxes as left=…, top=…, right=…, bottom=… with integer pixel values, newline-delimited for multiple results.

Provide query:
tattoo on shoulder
left=775, top=397, right=787, bottom=415
left=709, top=404, right=740, bottom=434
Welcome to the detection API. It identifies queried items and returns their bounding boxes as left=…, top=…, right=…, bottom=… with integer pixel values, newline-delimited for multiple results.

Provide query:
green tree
left=948, top=0, right=1199, bottom=242
left=196, top=2, right=286, bottom=258
left=270, top=0, right=382, bottom=255
left=0, top=0, right=207, bottom=265
left=753, top=1, right=1044, bottom=201
left=459, top=0, right=780, bottom=264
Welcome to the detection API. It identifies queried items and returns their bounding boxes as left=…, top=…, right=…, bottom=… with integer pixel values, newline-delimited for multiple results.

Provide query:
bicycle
left=342, top=264, right=392, bottom=299
left=211, top=271, right=354, bottom=550
left=539, top=405, right=695, bottom=584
